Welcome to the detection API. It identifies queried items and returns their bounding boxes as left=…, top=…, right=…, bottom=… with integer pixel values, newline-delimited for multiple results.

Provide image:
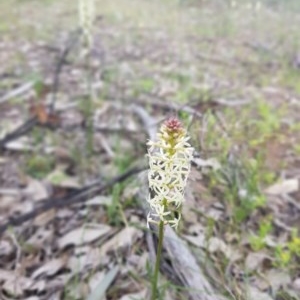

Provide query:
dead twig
left=0, top=118, right=37, bottom=151
left=0, top=165, right=146, bottom=236
left=0, top=32, right=81, bottom=150
left=138, top=95, right=203, bottom=119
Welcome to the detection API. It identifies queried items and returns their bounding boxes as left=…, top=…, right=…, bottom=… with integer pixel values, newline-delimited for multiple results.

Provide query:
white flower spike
left=147, top=117, right=193, bottom=229
left=78, top=0, right=95, bottom=48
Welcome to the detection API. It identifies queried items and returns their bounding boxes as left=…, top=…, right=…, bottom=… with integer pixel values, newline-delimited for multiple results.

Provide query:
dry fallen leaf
left=47, top=169, right=81, bottom=189
left=100, top=227, right=143, bottom=255
left=266, top=269, right=291, bottom=293
left=34, top=209, right=56, bottom=226
left=1, top=271, right=46, bottom=298
left=245, top=251, right=271, bottom=272
left=252, top=275, right=270, bottom=291
left=0, top=239, right=14, bottom=257
left=246, top=286, right=273, bottom=300
left=88, top=271, right=105, bottom=291
left=265, top=178, right=299, bottom=195
left=183, top=234, right=206, bottom=248
left=119, top=289, right=147, bottom=300
left=192, top=157, right=221, bottom=171
left=65, top=280, right=89, bottom=300
left=87, top=266, right=119, bottom=300
left=68, top=247, right=108, bottom=274
left=85, top=196, right=113, bottom=207
left=22, top=178, right=49, bottom=202
left=29, top=102, right=60, bottom=126
left=48, top=291, right=63, bottom=300
left=46, top=274, right=72, bottom=295
left=58, top=224, right=112, bottom=249
left=207, top=237, right=241, bottom=262
left=5, top=138, right=34, bottom=152
left=31, top=258, right=67, bottom=279
left=293, top=278, right=300, bottom=291
left=26, top=227, right=54, bottom=249
left=0, top=189, right=21, bottom=210
left=0, top=269, right=17, bottom=281
left=208, top=237, right=230, bottom=257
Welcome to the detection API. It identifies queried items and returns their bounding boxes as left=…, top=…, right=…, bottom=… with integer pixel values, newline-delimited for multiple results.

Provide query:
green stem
left=84, top=44, right=94, bottom=155
left=151, top=220, right=164, bottom=300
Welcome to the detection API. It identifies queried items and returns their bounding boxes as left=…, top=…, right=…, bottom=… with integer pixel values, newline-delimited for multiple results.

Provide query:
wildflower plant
left=78, top=0, right=95, bottom=50
left=147, top=117, right=193, bottom=299
left=78, top=0, right=95, bottom=154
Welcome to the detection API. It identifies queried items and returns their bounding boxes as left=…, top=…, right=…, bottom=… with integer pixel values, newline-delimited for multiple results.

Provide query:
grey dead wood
left=131, top=104, right=160, bottom=270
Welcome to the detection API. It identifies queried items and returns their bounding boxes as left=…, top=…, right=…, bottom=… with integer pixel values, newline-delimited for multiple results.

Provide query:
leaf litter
left=0, top=0, right=300, bottom=299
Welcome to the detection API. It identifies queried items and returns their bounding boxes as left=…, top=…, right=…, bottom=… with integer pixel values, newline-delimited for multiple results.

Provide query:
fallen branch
left=132, top=95, right=203, bottom=119
left=0, top=165, right=146, bottom=236
left=0, top=31, right=81, bottom=150
left=0, top=118, right=37, bottom=151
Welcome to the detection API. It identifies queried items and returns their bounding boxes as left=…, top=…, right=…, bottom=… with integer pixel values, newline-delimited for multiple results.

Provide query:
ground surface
left=0, top=0, right=300, bottom=299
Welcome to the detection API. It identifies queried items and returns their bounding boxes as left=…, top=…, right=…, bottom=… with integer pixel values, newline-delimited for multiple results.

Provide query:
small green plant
left=249, top=217, right=273, bottom=251
left=204, top=111, right=231, bottom=157
left=25, top=154, right=54, bottom=179
left=215, top=156, right=267, bottom=224
left=288, top=229, right=300, bottom=257
left=249, top=235, right=267, bottom=252
left=274, top=230, right=300, bottom=268
left=114, top=152, right=133, bottom=174
left=293, top=144, right=300, bottom=155
left=178, top=110, right=190, bottom=123
left=107, top=183, right=123, bottom=227
left=31, top=127, right=46, bottom=146
left=274, top=229, right=300, bottom=268
left=77, top=95, right=96, bottom=155
left=134, top=78, right=156, bottom=93
left=206, top=217, right=216, bottom=241
left=78, top=0, right=95, bottom=50
left=234, top=158, right=268, bottom=223
left=101, top=66, right=119, bottom=83
left=112, top=135, right=135, bottom=174
left=78, top=0, right=96, bottom=156
left=275, top=245, right=292, bottom=268
left=250, top=100, right=283, bottom=146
